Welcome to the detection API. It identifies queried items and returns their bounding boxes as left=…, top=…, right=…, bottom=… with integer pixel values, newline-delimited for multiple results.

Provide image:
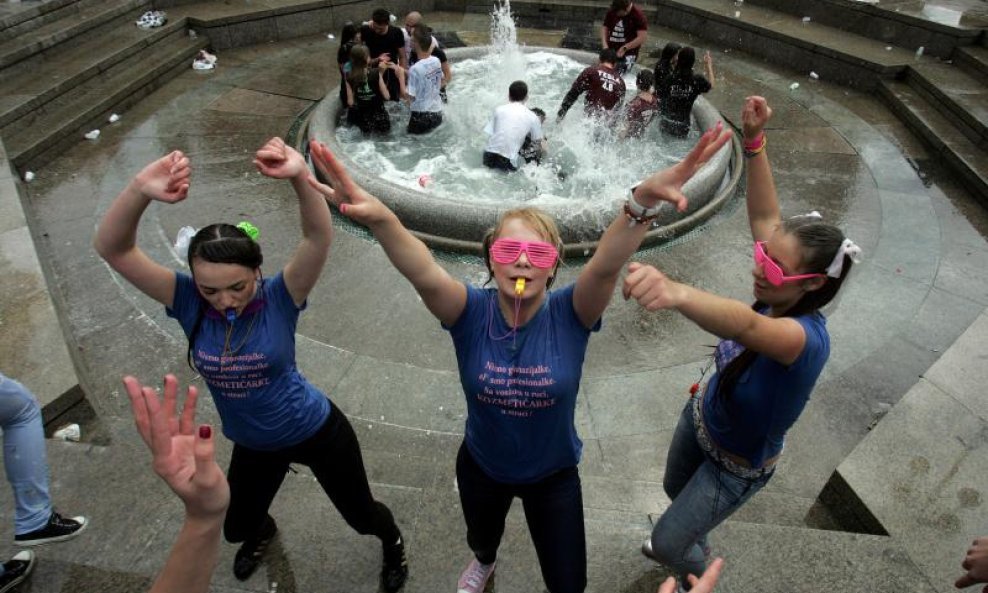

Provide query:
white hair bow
left=825, top=238, right=862, bottom=278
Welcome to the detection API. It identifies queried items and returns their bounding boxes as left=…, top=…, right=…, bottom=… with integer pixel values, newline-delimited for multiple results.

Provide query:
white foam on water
left=334, top=0, right=697, bottom=226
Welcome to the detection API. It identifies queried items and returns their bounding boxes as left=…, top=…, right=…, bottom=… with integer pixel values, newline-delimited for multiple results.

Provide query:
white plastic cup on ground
left=53, top=423, right=81, bottom=442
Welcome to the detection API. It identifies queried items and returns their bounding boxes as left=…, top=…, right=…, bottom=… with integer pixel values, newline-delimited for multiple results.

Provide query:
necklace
left=222, top=312, right=258, bottom=359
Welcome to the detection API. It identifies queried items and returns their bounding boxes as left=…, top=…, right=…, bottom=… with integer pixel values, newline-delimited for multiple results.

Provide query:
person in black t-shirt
left=360, top=9, right=406, bottom=101
left=656, top=47, right=714, bottom=137
left=336, top=22, right=361, bottom=107
left=346, top=45, right=396, bottom=135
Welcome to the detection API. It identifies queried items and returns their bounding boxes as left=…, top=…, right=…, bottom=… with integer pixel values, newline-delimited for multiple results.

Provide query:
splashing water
left=334, top=0, right=698, bottom=228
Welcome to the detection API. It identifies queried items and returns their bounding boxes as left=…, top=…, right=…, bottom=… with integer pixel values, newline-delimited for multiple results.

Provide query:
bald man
left=403, top=12, right=452, bottom=100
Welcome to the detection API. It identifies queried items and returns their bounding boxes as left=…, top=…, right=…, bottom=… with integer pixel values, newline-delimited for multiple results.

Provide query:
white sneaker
left=456, top=558, right=495, bottom=593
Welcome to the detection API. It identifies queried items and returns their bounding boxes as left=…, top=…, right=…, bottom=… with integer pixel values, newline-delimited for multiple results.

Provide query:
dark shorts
left=482, top=151, right=517, bottom=172
left=407, top=111, right=443, bottom=134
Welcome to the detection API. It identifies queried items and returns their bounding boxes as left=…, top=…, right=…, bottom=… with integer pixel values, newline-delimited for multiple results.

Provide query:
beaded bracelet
left=623, top=202, right=661, bottom=226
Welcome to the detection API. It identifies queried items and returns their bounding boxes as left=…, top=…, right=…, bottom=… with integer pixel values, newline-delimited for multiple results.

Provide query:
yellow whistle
left=515, top=278, right=525, bottom=296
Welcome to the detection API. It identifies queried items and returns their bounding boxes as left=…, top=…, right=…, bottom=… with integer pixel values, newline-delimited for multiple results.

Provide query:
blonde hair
left=481, top=207, right=564, bottom=287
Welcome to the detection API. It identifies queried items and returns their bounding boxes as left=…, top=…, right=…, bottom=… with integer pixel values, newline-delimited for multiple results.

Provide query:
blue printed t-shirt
left=167, top=272, right=330, bottom=451
left=702, top=311, right=830, bottom=468
left=446, top=284, right=600, bottom=484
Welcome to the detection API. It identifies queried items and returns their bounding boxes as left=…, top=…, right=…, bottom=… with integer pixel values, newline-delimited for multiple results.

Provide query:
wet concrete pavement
left=3, top=12, right=988, bottom=593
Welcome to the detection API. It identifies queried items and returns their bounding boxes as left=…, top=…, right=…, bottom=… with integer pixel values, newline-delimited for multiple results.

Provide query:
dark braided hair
left=715, top=218, right=853, bottom=404
left=184, top=224, right=263, bottom=370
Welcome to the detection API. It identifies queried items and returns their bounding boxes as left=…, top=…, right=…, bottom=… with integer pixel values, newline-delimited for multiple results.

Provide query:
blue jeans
left=0, top=373, right=53, bottom=539
left=456, top=443, right=586, bottom=593
left=650, top=400, right=772, bottom=581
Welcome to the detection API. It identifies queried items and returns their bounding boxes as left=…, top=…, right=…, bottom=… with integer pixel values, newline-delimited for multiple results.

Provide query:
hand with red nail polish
left=123, top=374, right=230, bottom=593
left=124, top=374, right=229, bottom=521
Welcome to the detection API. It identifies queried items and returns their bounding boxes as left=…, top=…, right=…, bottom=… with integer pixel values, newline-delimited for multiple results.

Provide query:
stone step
left=0, top=0, right=149, bottom=71
left=0, top=18, right=188, bottom=130
left=2, top=31, right=208, bottom=171
left=878, top=78, right=988, bottom=205
left=497, top=0, right=926, bottom=90
left=907, top=62, right=988, bottom=149
left=0, top=0, right=77, bottom=42
left=742, top=0, right=985, bottom=58
left=955, top=44, right=988, bottom=81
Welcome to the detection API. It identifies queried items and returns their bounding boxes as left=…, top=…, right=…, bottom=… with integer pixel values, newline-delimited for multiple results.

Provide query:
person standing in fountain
left=557, top=48, right=626, bottom=122
left=627, top=96, right=859, bottom=590
left=601, top=0, right=648, bottom=75
left=361, top=8, right=407, bottom=101
left=346, top=45, right=400, bottom=135
left=305, top=123, right=731, bottom=593
left=336, top=22, right=361, bottom=109
left=483, top=81, right=545, bottom=172
left=93, top=138, right=409, bottom=593
left=404, top=23, right=444, bottom=134
left=620, top=69, right=658, bottom=139
left=404, top=12, right=453, bottom=101
left=656, top=47, right=715, bottom=137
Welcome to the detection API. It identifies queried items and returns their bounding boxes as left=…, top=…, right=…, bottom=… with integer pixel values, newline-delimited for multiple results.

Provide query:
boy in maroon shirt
left=557, top=48, right=627, bottom=122
left=621, top=69, right=658, bottom=139
left=601, top=0, right=647, bottom=75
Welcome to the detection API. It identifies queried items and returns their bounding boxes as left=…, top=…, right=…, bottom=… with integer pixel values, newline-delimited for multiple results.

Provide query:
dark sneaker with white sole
left=0, top=550, right=36, bottom=593
left=233, top=516, right=278, bottom=581
left=14, top=512, right=87, bottom=546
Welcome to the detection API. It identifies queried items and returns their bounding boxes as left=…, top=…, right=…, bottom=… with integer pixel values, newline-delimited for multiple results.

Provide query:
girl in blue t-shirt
left=625, top=96, right=861, bottom=588
left=94, top=138, right=408, bottom=593
left=304, top=126, right=731, bottom=593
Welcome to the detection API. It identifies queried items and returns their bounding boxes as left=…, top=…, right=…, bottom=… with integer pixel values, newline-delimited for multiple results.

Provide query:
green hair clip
left=236, top=221, right=260, bottom=241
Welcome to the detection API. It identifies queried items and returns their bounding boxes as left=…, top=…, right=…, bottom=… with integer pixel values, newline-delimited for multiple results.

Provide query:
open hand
left=741, top=96, right=772, bottom=140
left=623, top=262, right=686, bottom=311
left=657, top=558, right=724, bottom=593
left=703, top=50, right=713, bottom=66
left=956, top=537, right=988, bottom=591
left=307, top=140, right=392, bottom=227
left=632, top=122, right=732, bottom=212
left=123, top=374, right=229, bottom=521
left=132, top=151, right=190, bottom=203
left=253, top=137, right=308, bottom=180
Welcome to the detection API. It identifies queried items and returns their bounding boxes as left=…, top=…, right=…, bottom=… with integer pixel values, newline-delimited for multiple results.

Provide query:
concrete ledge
left=745, top=0, right=984, bottom=58
left=0, top=138, right=80, bottom=414
left=172, top=0, right=435, bottom=50
left=837, top=307, right=988, bottom=591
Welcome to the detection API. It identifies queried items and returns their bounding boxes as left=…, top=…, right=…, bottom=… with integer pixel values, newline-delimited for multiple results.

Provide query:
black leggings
left=224, top=407, right=399, bottom=545
left=456, top=443, right=587, bottom=593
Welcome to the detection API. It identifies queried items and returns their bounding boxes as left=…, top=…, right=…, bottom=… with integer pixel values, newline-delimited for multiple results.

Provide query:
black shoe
left=0, top=551, right=36, bottom=593
left=14, top=512, right=88, bottom=546
left=233, top=517, right=278, bottom=581
left=381, top=533, right=408, bottom=593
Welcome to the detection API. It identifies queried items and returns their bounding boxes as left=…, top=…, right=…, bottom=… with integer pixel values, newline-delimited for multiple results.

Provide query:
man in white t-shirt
left=403, top=23, right=444, bottom=134
left=483, top=81, right=545, bottom=172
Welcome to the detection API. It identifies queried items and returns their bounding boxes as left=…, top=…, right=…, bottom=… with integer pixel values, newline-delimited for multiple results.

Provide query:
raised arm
left=252, top=137, right=333, bottom=306
left=307, top=141, right=467, bottom=326
left=558, top=70, right=589, bottom=121
left=124, top=375, right=229, bottom=593
left=93, top=152, right=190, bottom=308
left=572, top=123, right=732, bottom=328
left=703, top=51, right=715, bottom=90
left=623, top=263, right=807, bottom=364
left=741, top=96, right=780, bottom=242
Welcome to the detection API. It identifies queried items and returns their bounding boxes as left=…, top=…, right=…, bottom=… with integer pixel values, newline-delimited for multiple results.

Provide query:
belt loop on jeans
left=691, top=393, right=776, bottom=480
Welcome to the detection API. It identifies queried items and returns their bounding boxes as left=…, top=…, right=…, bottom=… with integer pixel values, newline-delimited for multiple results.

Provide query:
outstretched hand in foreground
left=657, top=558, right=724, bottom=593
left=632, top=122, right=732, bottom=212
left=306, top=139, right=392, bottom=227
left=124, top=374, right=229, bottom=520
left=124, top=374, right=229, bottom=593
left=129, top=151, right=191, bottom=203
left=956, top=537, right=988, bottom=591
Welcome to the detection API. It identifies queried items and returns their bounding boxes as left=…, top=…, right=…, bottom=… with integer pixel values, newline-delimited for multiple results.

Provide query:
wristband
left=743, top=133, right=766, bottom=158
left=625, top=187, right=662, bottom=226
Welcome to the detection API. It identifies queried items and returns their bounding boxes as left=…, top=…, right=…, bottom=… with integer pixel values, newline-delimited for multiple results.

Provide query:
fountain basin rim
left=307, top=45, right=740, bottom=254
